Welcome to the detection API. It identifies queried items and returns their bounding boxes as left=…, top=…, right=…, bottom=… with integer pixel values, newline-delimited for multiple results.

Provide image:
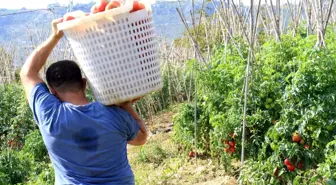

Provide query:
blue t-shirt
left=29, top=83, right=140, bottom=185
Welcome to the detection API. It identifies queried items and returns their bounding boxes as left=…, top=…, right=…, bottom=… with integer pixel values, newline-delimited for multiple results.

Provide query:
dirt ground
left=128, top=107, right=238, bottom=185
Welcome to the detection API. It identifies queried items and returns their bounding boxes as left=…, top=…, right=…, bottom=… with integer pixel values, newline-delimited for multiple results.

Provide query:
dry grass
left=127, top=106, right=238, bottom=185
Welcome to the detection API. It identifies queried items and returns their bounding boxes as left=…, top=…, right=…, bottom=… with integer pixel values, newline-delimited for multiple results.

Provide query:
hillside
left=0, top=0, right=214, bottom=44
left=0, top=0, right=217, bottom=66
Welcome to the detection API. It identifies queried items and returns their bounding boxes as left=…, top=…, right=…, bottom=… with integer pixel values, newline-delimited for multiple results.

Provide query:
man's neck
left=59, top=92, right=90, bottom=105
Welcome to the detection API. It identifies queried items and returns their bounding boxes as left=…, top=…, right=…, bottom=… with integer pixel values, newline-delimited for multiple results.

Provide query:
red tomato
left=292, top=133, right=301, bottom=143
left=97, top=0, right=109, bottom=12
left=229, top=147, right=235, bottom=154
left=287, top=165, right=295, bottom=171
left=230, top=132, right=234, bottom=138
left=91, top=0, right=109, bottom=13
left=63, top=15, right=75, bottom=21
left=229, top=141, right=235, bottom=147
left=284, top=158, right=293, bottom=166
left=130, top=1, right=145, bottom=13
left=189, top=151, right=195, bottom=158
left=305, top=144, right=310, bottom=149
left=106, top=1, right=121, bottom=10
left=297, top=160, right=303, bottom=169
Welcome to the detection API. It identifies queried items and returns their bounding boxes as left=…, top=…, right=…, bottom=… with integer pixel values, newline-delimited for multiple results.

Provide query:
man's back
left=30, top=83, right=139, bottom=185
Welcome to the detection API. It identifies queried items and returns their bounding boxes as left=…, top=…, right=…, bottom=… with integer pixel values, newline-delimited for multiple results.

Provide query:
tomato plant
left=0, top=84, right=36, bottom=150
left=174, top=33, right=336, bottom=184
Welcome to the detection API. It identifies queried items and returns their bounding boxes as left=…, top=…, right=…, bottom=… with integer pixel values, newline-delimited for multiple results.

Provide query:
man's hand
left=115, top=97, right=143, bottom=108
left=52, top=18, right=64, bottom=40
left=116, top=101, right=132, bottom=109
left=20, top=18, right=64, bottom=102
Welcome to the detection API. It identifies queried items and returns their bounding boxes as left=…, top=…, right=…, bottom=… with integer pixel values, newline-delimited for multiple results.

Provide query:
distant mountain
left=0, top=1, right=216, bottom=43
left=0, top=0, right=218, bottom=65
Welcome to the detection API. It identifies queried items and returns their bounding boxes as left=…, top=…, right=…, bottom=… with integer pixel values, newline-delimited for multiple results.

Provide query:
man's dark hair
left=46, top=60, right=84, bottom=93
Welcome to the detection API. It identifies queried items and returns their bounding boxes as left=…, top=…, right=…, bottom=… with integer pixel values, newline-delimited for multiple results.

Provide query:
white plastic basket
left=57, top=0, right=162, bottom=105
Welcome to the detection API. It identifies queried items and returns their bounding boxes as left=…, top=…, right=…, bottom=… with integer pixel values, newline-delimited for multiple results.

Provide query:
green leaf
left=293, top=176, right=302, bottom=185
left=311, top=175, right=322, bottom=183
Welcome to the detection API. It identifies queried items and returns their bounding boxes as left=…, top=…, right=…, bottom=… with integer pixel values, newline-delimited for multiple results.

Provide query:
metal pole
left=193, top=50, right=198, bottom=165
left=239, top=0, right=253, bottom=181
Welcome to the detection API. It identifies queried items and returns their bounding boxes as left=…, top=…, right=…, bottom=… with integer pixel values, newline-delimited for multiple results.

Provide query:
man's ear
left=82, top=78, right=87, bottom=91
left=50, top=87, right=57, bottom=95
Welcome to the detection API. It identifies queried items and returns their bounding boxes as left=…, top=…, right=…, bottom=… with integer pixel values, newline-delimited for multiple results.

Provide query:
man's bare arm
left=119, top=102, right=148, bottom=146
left=20, top=18, right=64, bottom=102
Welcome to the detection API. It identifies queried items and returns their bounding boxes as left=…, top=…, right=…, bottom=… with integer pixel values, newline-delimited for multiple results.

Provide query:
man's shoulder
left=95, top=103, right=130, bottom=119
left=72, top=102, right=126, bottom=116
left=94, top=103, right=124, bottom=112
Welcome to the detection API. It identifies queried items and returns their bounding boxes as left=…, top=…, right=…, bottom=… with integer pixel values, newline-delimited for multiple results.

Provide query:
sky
left=0, top=0, right=300, bottom=9
left=0, top=0, right=93, bottom=9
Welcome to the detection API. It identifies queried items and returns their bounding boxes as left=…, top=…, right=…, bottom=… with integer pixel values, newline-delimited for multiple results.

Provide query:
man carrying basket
left=20, top=18, right=148, bottom=185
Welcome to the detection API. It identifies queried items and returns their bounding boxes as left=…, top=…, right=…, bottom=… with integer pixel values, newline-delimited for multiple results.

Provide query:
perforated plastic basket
left=57, top=1, right=162, bottom=105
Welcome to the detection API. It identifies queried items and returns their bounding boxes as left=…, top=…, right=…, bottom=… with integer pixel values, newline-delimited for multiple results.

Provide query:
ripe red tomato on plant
left=284, top=158, right=293, bottom=166
left=229, top=141, right=235, bottom=147
left=292, top=132, right=301, bottom=143
left=305, top=144, right=310, bottom=149
left=189, top=151, right=195, bottom=158
left=287, top=165, right=295, bottom=172
left=130, top=1, right=145, bottom=13
left=106, top=1, right=121, bottom=10
left=229, top=147, right=235, bottom=154
left=297, top=160, right=303, bottom=169
left=230, top=132, right=234, bottom=138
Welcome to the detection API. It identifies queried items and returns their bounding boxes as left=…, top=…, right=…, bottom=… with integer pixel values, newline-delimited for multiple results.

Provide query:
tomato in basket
left=130, top=1, right=145, bottom=13
left=106, top=1, right=121, bottom=10
left=91, top=0, right=109, bottom=14
left=63, top=15, right=76, bottom=21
